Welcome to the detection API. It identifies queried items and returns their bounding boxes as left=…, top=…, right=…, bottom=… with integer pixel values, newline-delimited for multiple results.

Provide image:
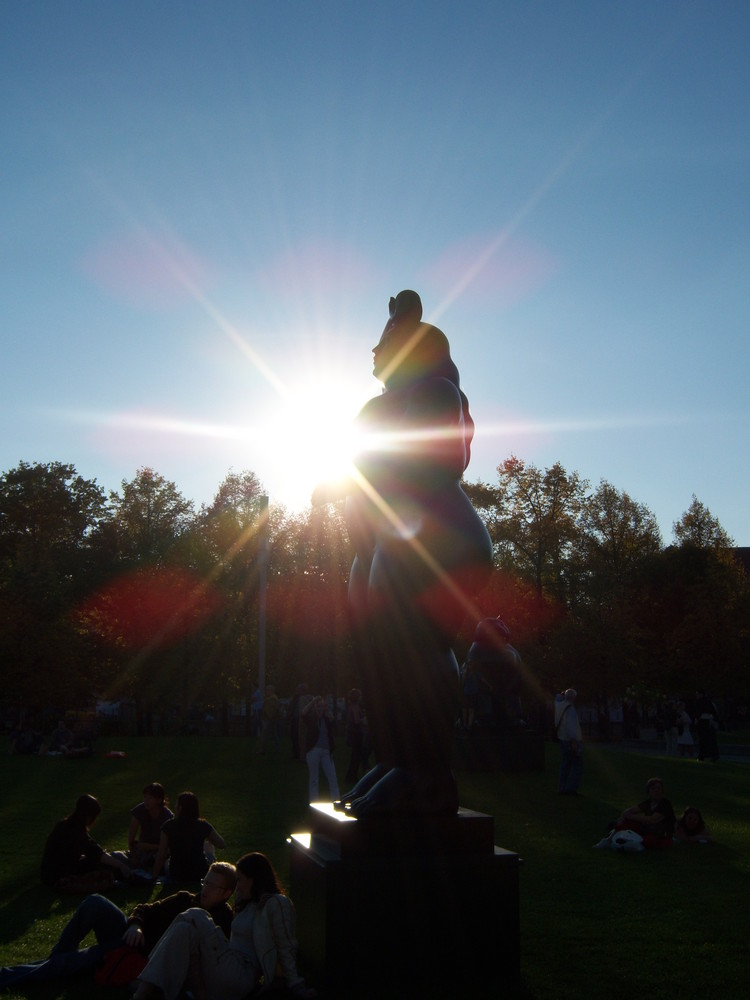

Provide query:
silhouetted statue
left=313, top=291, right=492, bottom=816
left=464, top=617, right=524, bottom=729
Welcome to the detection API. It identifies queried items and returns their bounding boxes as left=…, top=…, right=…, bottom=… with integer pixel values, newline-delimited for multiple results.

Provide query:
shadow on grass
left=0, top=880, right=157, bottom=946
left=0, top=887, right=69, bottom=945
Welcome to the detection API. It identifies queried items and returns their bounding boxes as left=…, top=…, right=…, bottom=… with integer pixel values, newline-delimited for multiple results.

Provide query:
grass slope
left=1, top=737, right=749, bottom=999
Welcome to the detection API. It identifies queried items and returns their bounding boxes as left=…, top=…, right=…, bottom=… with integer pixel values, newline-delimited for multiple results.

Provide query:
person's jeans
left=558, top=740, right=583, bottom=793
left=307, top=746, right=341, bottom=801
left=0, top=894, right=126, bottom=987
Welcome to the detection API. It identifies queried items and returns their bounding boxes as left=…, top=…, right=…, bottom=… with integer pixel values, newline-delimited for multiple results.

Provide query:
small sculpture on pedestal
left=463, top=617, right=524, bottom=730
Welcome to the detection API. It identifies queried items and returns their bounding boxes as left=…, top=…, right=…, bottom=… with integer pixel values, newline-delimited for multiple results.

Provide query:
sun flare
left=263, top=377, right=369, bottom=512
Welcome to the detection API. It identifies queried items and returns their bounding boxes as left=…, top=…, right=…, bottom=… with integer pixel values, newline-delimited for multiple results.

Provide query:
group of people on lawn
left=556, top=690, right=715, bottom=850
left=596, top=776, right=713, bottom=850
left=1, top=784, right=315, bottom=999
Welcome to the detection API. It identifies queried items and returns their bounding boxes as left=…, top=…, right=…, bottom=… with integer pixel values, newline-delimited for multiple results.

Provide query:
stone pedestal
left=289, top=803, right=520, bottom=992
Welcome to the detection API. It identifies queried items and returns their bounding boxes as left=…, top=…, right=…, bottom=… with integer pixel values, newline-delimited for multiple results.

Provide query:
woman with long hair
left=133, top=851, right=314, bottom=1000
left=150, top=791, right=225, bottom=882
left=41, top=793, right=131, bottom=888
left=674, top=806, right=713, bottom=844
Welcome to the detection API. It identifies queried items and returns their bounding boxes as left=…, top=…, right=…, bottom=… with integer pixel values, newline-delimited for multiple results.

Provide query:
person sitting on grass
left=41, top=793, right=133, bottom=890
left=46, top=717, right=75, bottom=754
left=674, top=806, right=713, bottom=844
left=151, top=790, right=225, bottom=882
left=126, top=781, right=174, bottom=871
left=614, top=777, right=676, bottom=849
left=133, top=851, right=316, bottom=1000
left=0, top=862, right=236, bottom=988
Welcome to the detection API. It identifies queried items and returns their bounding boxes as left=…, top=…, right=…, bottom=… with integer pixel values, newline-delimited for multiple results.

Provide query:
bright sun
left=262, top=376, right=369, bottom=512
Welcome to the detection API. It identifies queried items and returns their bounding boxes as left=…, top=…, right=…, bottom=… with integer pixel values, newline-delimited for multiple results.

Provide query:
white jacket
left=253, top=893, right=304, bottom=992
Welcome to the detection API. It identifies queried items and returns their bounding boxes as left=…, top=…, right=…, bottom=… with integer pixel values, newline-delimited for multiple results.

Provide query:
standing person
left=151, top=791, right=225, bottom=883
left=302, top=696, right=340, bottom=803
left=125, top=782, right=174, bottom=871
left=41, top=794, right=132, bottom=890
left=676, top=702, right=695, bottom=757
left=0, top=863, right=236, bottom=989
left=133, top=852, right=315, bottom=1000
left=555, top=689, right=583, bottom=796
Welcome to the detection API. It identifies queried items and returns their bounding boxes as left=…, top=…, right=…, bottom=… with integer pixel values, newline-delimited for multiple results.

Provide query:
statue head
left=373, top=290, right=459, bottom=390
left=387, top=289, right=423, bottom=326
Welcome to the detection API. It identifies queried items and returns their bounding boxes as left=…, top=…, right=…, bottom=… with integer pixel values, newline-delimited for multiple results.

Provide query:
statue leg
left=342, top=505, right=492, bottom=818
left=345, top=601, right=461, bottom=817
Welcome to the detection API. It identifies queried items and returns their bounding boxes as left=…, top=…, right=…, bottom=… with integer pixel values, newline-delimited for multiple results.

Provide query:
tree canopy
left=1, top=457, right=747, bottom=733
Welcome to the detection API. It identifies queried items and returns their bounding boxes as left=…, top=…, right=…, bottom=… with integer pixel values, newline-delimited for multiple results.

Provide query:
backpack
left=94, top=944, right=148, bottom=987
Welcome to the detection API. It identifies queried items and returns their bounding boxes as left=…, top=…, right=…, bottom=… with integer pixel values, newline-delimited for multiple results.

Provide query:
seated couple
left=1, top=854, right=315, bottom=999
left=596, top=778, right=713, bottom=850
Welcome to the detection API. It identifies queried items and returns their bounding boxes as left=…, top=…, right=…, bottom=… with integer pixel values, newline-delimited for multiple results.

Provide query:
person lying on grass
left=674, top=806, right=713, bottom=844
left=0, top=862, right=236, bottom=989
left=134, top=851, right=316, bottom=1000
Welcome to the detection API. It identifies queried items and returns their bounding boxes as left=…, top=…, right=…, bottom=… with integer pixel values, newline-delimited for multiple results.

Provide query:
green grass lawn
left=1, top=735, right=749, bottom=999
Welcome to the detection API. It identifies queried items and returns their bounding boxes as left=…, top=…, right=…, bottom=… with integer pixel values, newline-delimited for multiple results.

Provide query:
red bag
left=94, top=944, right=148, bottom=987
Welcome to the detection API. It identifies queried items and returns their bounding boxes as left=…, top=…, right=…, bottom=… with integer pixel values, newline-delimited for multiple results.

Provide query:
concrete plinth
left=289, top=803, right=520, bottom=992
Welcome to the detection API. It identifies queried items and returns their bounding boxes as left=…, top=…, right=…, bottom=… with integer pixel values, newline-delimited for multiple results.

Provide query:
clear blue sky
left=2, top=1, right=748, bottom=543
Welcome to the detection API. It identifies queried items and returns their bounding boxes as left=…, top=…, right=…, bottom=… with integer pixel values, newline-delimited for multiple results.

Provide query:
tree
left=573, top=482, right=663, bottom=699
left=0, top=462, right=108, bottom=707
left=673, top=495, right=734, bottom=549
left=580, top=481, right=662, bottom=592
left=466, top=456, right=588, bottom=601
left=637, top=542, right=749, bottom=702
left=0, top=460, right=107, bottom=595
left=76, top=469, right=200, bottom=724
left=190, top=470, right=268, bottom=720
left=108, top=467, right=195, bottom=565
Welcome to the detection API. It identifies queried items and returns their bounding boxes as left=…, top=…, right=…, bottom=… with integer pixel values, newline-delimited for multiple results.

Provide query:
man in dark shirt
left=0, top=862, right=236, bottom=988
left=615, top=777, right=676, bottom=846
